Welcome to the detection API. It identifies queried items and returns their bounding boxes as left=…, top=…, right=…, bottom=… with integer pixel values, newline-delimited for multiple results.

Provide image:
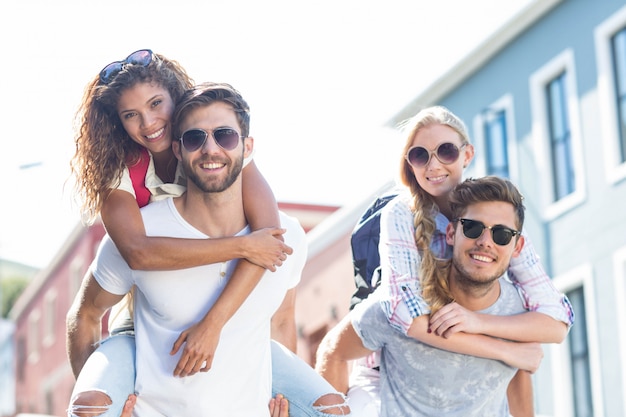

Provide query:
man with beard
left=320, top=176, right=544, bottom=417
left=67, top=82, right=306, bottom=416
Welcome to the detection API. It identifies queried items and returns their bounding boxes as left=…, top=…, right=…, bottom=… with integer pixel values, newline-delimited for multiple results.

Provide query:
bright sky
left=0, top=0, right=532, bottom=268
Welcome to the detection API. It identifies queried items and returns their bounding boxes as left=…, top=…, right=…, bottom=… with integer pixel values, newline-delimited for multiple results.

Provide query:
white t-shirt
left=92, top=198, right=306, bottom=416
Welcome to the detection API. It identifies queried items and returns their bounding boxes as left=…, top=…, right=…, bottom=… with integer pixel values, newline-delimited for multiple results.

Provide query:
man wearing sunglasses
left=69, top=82, right=309, bottom=416
left=325, top=176, right=544, bottom=417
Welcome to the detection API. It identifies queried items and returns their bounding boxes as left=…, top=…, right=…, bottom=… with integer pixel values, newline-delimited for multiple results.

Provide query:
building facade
left=0, top=319, right=16, bottom=417
left=8, top=201, right=337, bottom=416
left=387, top=0, right=626, bottom=415
left=9, top=223, right=105, bottom=416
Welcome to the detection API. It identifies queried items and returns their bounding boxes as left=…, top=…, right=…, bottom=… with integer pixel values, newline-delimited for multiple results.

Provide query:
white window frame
left=550, top=264, right=604, bottom=417
left=27, top=309, right=40, bottom=364
left=595, top=4, right=626, bottom=184
left=613, top=245, right=626, bottom=413
left=42, top=289, right=56, bottom=347
left=529, top=49, right=586, bottom=220
left=69, top=256, right=84, bottom=301
left=472, top=94, right=519, bottom=183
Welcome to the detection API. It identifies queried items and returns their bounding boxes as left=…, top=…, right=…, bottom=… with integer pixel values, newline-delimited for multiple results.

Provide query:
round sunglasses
left=179, top=128, right=243, bottom=152
left=99, top=49, right=153, bottom=84
left=455, top=218, right=520, bottom=246
left=405, top=142, right=467, bottom=168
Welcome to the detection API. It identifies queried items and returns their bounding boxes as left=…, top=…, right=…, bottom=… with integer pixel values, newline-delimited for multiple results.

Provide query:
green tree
left=1, top=276, right=29, bottom=318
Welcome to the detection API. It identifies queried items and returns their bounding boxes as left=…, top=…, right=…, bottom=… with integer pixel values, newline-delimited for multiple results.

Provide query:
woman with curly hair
left=67, top=50, right=298, bottom=416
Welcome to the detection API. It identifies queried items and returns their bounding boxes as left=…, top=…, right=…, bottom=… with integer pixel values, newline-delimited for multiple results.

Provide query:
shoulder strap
left=349, top=193, right=397, bottom=309
left=128, top=147, right=151, bottom=208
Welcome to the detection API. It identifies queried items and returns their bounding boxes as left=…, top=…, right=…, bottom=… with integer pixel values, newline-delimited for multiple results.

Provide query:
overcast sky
left=0, top=0, right=533, bottom=268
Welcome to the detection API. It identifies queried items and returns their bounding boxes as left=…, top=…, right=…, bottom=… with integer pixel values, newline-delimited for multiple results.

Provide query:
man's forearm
left=66, top=309, right=103, bottom=379
left=508, top=370, right=535, bottom=417
left=66, top=274, right=122, bottom=379
left=201, top=259, right=264, bottom=332
left=408, top=315, right=543, bottom=371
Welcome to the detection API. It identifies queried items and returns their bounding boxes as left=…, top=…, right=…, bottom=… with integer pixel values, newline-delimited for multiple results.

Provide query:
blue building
left=389, top=0, right=626, bottom=415
left=0, top=319, right=15, bottom=417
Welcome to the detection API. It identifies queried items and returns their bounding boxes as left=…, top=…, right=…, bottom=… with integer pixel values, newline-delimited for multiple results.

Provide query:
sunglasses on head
left=406, top=142, right=467, bottom=168
left=454, top=218, right=520, bottom=246
left=99, top=49, right=153, bottom=84
left=180, top=128, right=243, bottom=152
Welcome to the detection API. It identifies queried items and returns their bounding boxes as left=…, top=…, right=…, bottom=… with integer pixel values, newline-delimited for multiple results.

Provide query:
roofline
left=9, top=221, right=89, bottom=320
left=388, top=0, right=564, bottom=127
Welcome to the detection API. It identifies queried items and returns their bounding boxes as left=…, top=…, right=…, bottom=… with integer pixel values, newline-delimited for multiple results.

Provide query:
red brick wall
left=13, top=224, right=105, bottom=416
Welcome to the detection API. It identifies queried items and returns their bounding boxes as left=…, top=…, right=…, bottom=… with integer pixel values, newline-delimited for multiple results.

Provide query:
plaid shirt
left=378, top=193, right=575, bottom=334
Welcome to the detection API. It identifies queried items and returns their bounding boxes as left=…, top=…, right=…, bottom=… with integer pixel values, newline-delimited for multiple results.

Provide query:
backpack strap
left=128, top=147, right=151, bottom=208
left=349, top=193, right=397, bottom=309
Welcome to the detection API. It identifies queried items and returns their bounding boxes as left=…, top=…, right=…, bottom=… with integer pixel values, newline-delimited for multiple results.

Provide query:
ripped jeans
left=68, top=334, right=350, bottom=417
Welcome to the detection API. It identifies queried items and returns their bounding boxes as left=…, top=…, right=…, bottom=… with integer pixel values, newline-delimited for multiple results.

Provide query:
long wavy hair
left=397, top=106, right=471, bottom=313
left=70, top=52, right=194, bottom=223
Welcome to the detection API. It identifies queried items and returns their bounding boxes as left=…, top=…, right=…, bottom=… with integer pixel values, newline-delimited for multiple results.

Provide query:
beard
left=183, top=153, right=244, bottom=193
left=450, top=253, right=508, bottom=294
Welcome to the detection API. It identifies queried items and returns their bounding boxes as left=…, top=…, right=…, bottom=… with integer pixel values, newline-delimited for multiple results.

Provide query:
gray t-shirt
left=352, top=277, right=527, bottom=417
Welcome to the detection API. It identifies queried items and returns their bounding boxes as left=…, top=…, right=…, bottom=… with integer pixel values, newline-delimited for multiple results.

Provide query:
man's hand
left=171, top=321, right=221, bottom=377
left=243, top=228, right=292, bottom=271
left=429, top=302, right=483, bottom=338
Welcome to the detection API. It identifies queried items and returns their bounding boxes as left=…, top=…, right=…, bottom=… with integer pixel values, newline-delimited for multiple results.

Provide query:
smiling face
left=446, top=200, right=524, bottom=290
left=408, top=124, right=474, bottom=209
left=117, top=82, right=175, bottom=155
left=173, top=101, right=251, bottom=194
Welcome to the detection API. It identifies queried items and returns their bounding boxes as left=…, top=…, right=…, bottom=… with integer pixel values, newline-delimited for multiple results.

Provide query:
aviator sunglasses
left=99, top=49, right=154, bottom=84
left=180, top=128, right=243, bottom=152
left=454, top=218, right=520, bottom=246
left=406, top=142, right=467, bottom=168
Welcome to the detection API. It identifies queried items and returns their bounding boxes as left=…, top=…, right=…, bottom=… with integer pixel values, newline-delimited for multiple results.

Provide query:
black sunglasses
left=454, top=218, right=520, bottom=246
left=180, top=128, right=242, bottom=152
left=406, top=142, right=467, bottom=168
left=99, top=49, right=153, bottom=84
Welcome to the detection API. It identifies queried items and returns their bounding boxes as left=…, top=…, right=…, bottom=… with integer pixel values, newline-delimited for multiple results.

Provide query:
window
left=472, top=94, right=518, bottom=182
left=43, top=290, right=56, bottom=347
left=566, top=287, right=593, bottom=417
left=16, top=337, right=25, bottom=382
left=484, top=110, right=510, bottom=178
left=546, top=72, right=575, bottom=200
left=551, top=265, right=604, bottom=417
left=530, top=49, right=585, bottom=220
left=613, top=27, right=626, bottom=161
left=27, top=310, right=40, bottom=363
left=613, top=246, right=626, bottom=412
left=69, top=257, right=84, bottom=301
left=595, top=5, right=626, bottom=183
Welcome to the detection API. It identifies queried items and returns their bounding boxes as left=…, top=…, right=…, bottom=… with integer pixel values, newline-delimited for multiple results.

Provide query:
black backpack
left=349, top=192, right=398, bottom=309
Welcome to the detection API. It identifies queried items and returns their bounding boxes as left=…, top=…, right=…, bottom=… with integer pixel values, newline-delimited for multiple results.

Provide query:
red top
left=127, top=147, right=151, bottom=208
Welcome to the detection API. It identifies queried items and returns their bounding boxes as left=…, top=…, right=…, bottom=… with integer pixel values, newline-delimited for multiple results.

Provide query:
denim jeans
left=69, top=335, right=348, bottom=416
left=68, top=333, right=136, bottom=417
left=271, top=340, right=350, bottom=416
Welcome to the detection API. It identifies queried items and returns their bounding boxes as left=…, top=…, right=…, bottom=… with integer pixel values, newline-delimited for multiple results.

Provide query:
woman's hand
left=499, top=342, right=544, bottom=373
left=120, top=394, right=137, bottom=417
left=171, top=321, right=221, bottom=377
left=243, top=228, right=292, bottom=271
left=269, top=394, right=289, bottom=417
left=429, top=302, right=484, bottom=338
